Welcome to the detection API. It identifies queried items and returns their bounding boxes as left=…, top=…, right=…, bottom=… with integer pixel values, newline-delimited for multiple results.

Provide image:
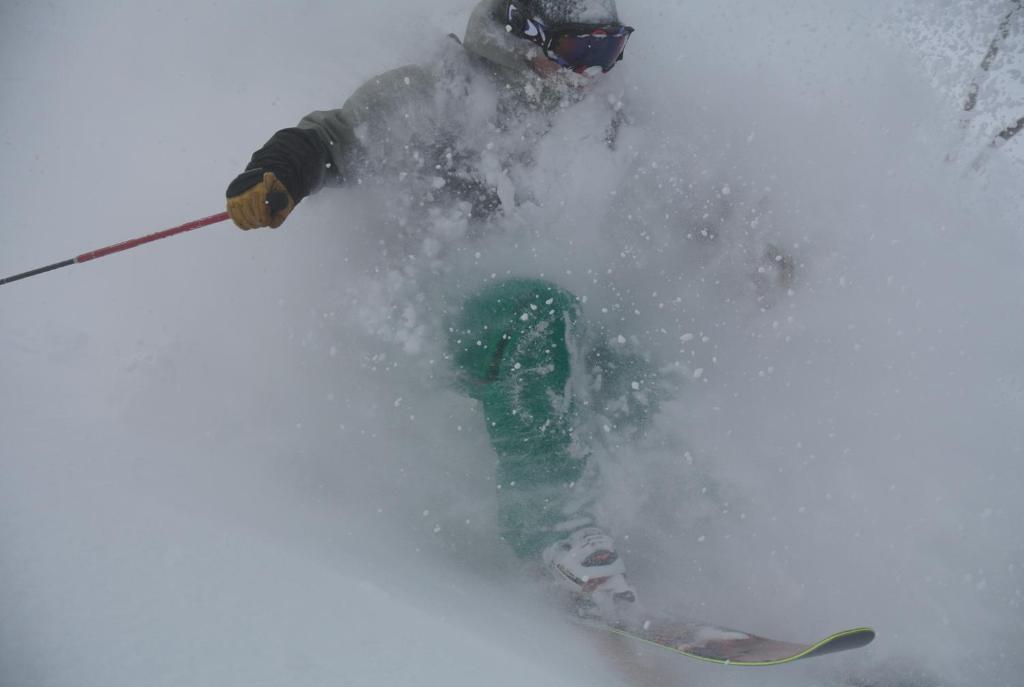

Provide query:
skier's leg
left=449, top=278, right=593, bottom=559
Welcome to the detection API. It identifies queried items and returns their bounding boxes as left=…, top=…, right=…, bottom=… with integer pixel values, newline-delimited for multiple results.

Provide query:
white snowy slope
left=2, top=2, right=1022, bottom=687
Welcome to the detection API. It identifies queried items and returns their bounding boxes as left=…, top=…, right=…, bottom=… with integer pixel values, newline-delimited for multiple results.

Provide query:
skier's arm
left=225, top=65, right=434, bottom=230
left=298, top=65, right=434, bottom=177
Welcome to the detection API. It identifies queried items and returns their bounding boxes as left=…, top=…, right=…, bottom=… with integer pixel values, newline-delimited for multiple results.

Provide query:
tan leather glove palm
left=226, top=170, right=296, bottom=230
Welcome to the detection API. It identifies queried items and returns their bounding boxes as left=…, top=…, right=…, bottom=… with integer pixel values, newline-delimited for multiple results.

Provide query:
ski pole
left=1, top=192, right=288, bottom=287
left=0, top=211, right=229, bottom=287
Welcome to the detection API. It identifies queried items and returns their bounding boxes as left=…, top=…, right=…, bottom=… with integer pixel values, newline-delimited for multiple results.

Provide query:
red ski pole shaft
left=75, top=211, right=230, bottom=264
left=0, top=191, right=290, bottom=288
left=0, top=211, right=229, bottom=287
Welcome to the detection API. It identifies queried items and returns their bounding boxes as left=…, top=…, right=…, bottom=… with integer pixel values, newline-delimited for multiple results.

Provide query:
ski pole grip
left=267, top=190, right=289, bottom=215
left=226, top=168, right=290, bottom=220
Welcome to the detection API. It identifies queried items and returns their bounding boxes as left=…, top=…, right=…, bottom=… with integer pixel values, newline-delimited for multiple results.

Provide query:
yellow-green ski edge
left=598, top=625, right=876, bottom=667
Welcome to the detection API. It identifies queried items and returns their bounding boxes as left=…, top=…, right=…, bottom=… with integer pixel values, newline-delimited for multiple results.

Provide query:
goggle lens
left=548, top=27, right=633, bottom=73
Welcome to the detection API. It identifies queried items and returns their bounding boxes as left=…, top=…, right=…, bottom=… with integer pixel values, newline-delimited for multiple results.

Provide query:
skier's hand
left=225, top=169, right=295, bottom=230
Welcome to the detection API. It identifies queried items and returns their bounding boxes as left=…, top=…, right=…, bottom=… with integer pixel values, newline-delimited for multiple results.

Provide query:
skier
left=225, top=0, right=648, bottom=617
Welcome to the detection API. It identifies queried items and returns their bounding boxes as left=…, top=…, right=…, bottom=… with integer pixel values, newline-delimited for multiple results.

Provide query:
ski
left=581, top=615, right=875, bottom=666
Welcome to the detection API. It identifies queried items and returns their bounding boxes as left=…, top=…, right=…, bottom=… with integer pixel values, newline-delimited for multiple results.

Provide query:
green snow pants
left=449, top=278, right=593, bottom=560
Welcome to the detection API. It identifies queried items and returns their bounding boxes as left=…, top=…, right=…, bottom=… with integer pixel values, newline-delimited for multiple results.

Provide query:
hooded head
left=517, top=0, right=619, bottom=25
left=463, top=0, right=624, bottom=77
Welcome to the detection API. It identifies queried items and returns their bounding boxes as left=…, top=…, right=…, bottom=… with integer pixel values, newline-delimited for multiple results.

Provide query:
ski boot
left=543, top=526, right=637, bottom=619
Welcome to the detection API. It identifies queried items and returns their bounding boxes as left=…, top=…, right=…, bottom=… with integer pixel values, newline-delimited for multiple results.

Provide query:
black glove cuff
left=227, top=127, right=332, bottom=202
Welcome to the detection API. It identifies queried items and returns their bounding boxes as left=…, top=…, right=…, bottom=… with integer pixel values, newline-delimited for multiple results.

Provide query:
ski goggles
left=505, top=2, right=634, bottom=74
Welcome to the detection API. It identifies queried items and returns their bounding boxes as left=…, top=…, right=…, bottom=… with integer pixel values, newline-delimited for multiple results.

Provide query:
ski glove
left=226, top=169, right=295, bottom=230
left=226, top=126, right=335, bottom=229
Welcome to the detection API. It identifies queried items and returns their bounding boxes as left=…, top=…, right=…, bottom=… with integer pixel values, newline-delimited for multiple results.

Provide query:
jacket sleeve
left=232, top=65, right=436, bottom=204
left=298, top=65, right=436, bottom=185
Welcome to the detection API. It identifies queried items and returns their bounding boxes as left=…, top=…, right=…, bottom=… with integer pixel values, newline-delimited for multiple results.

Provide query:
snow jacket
left=230, top=0, right=623, bottom=220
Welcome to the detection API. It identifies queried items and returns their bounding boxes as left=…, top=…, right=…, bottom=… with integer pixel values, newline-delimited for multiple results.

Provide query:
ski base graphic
left=583, top=615, right=875, bottom=666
